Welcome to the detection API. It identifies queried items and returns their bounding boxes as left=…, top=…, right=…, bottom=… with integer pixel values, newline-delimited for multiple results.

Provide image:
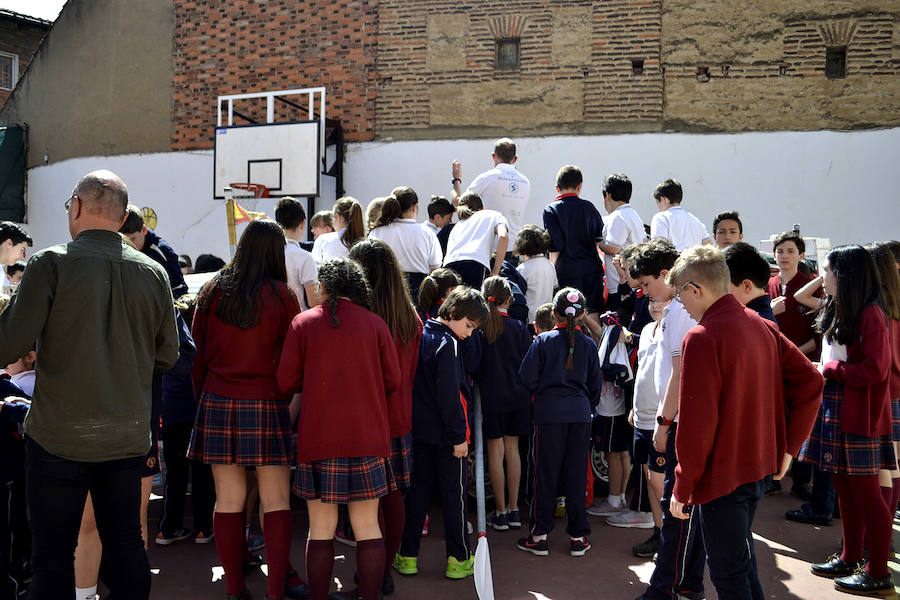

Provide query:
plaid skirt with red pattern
left=892, top=397, right=900, bottom=441
left=187, top=392, right=293, bottom=466
left=293, top=456, right=393, bottom=504
left=798, top=381, right=896, bottom=475
left=388, top=433, right=413, bottom=490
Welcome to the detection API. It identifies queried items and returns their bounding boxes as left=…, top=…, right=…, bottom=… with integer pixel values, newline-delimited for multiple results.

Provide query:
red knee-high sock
left=356, top=538, right=385, bottom=600
left=263, top=510, right=293, bottom=599
left=305, top=538, right=334, bottom=600
left=881, top=484, right=893, bottom=511
left=241, top=510, right=251, bottom=563
left=380, top=490, right=405, bottom=579
left=213, top=511, right=246, bottom=595
left=833, top=473, right=892, bottom=577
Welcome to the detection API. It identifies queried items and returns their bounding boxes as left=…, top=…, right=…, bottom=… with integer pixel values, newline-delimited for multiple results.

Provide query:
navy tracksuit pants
left=528, top=422, right=591, bottom=538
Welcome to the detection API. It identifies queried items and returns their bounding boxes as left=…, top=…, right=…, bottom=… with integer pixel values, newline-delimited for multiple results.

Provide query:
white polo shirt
left=443, top=209, right=509, bottom=270
left=650, top=206, right=710, bottom=252
left=603, top=204, right=646, bottom=290
left=657, top=299, right=697, bottom=423
left=465, top=163, right=531, bottom=239
left=311, top=228, right=349, bottom=265
left=421, top=221, right=440, bottom=235
left=517, top=255, right=557, bottom=324
left=369, top=218, right=442, bottom=274
left=285, top=239, right=318, bottom=310
left=633, top=320, right=664, bottom=430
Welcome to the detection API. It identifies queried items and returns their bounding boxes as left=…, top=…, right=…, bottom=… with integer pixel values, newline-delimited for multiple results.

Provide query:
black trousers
left=699, top=478, right=766, bottom=600
left=528, top=422, right=591, bottom=538
left=400, top=441, right=470, bottom=561
left=644, top=423, right=705, bottom=600
left=25, top=438, right=150, bottom=600
left=159, top=421, right=215, bottom=534
left=444, top=260, right=488, bottom=290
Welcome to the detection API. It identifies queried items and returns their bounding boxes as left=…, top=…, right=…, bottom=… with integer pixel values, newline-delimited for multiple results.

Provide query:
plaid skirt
left=293, top=455, right=393, bottom=504
left=798, top=381, right=896, bottom=475
left=388, top=433, right=413, bottom=490
left=892, top=397, right=900, bottom=442
left=187, top=392, right=293, bottom=466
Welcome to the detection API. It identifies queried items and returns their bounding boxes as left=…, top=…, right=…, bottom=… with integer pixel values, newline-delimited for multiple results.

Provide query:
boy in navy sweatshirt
left=517, top=288, right=603, bottom=557
left=396, top=287, right=489, bottom=580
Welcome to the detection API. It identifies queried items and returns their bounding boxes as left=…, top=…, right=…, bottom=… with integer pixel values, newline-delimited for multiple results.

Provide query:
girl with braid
left=277, top=257, right=402, bottom=600
left=516, top=288, right=603, bottom=558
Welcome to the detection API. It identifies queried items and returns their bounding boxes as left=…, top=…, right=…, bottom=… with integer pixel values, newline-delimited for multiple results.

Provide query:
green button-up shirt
left=0, top=229, right=179, bottom=462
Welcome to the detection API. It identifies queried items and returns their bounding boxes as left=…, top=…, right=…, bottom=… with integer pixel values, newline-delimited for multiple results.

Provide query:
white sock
left=618, top=493, right=627, bottom=505
left=608, top=495, right=622, bottom=508
left=75, top=585, right=98, bottom=600
left=532, top=533, right=547, bottom=541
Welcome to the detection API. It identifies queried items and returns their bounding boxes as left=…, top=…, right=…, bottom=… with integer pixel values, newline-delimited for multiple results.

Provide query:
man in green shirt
left=0, top=170, right=179, bottom=600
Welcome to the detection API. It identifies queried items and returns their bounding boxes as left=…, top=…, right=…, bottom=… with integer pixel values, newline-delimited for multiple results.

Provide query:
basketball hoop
left=228, top=182, right=269, bottom=213
left=224, top=182, right=270, bottom=257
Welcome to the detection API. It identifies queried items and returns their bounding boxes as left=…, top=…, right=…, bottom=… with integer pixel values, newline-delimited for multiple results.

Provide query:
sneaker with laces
left=246, top=532, right=266, bottom=552
left=517, top=534, right=549, bottom=556
left=632, top=530, right=661, bottom=558
left=569, top=536, right=591, bottom=557
left=507, top=509, right=522, bottom=528
left=155, top=528, right=192, bottom=546
left=194, top=529, right=215, bottom=544
left=488, top=511, right=509, bottom=531
left=392, top=553, right=418, bottom=576
left=445, top=555, right=475, bottom=579
left=586, top=499, right=625, bottom=517
left=607, top=509, right=655, bottom=529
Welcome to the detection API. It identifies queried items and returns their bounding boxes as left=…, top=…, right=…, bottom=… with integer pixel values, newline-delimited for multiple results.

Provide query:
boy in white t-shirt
left=514, top=225, right=557, bottom=326
left=649, top=179, right=711, bottom=252
left=597, top=174, right=646, bottom=310
left=275, top=197, right=319, bottom=310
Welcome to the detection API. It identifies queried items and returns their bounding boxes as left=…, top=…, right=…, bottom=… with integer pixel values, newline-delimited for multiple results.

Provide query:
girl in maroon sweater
left=347, top=238, right=423, bottom=597
left=189, top=219, right=300, bottom=600
left=277, top=257, right=402, bottom=600
left=800, top=245, right=895, bottom=595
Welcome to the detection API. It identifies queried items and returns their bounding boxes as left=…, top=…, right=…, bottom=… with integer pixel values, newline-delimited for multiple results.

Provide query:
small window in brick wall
left=825, top=46, right=846, bottom=79
left=0, top=53, right=19, bottom=91
left=496, top=38, right=520, bottom=69
left=632, top=59, right=644, bottom=75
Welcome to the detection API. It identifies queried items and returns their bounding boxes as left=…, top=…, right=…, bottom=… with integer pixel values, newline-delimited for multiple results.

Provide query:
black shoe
left=351, top=572, right=394, bottom=596
left=243, top=553, right=264, bottom=575
left=834, top=569, right=894, bottom=596
left=632, top=530, right=661, bottom=558
left=786, top=504, right=833, bottom=526
left=811, top=554, right=864, bottom=579
left=285, top=569, right=309, bottom=599
left=790, top=485, right=813, bottom=502
left=675, top=590, right=705, bottom=600
left=516, top=534, right=549, bottom=556
left=226, top=589, right=252, bottom=600
left=765, top=479, right=782, bottom=497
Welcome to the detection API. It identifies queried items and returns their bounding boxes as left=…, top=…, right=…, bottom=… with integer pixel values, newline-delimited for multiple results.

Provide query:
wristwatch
left=656, top=414, right=674, bottom=426
left=623, top=330, right=634, bottom=344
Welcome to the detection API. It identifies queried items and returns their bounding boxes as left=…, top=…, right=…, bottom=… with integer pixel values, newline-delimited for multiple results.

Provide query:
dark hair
left=437, top=286, right=489, bottom=327
left=653, top=178, right=683, bottom=204
left=333, top=197, right=365, bottom=249
left=194, top=254, right=226, bottom=273
left=428, top=195, right=456, bottom=219
left=349, top=239, right=419, bottom=344
left=816, top=245, right=882, bottom=346
left=723, top=242, right=770, bottom=289
left=556, top=165, right=583, bottom=191
left=885, top=240, right=900, bottom=264
left=118, top=205, right=145, bottom=235
left=0, top=222, right=32, bottom=247
left=866, top=242, right=900, bottom=321
left=534, top=302, right=555, bottom=332
left=772, top=231, right=805, bottom=254
left=178, top=254, right=192, bottom=269
left=602, top=174, right=632, bottom=203
left=493, top=138, right=516, bottom=163
left=373, top=186, right=418, bottom=229
left=713, top=211, right=743, bottom=234
left=317, top=257, right=372, bottom=328
left=553, top=287, right=586, bottom=370
left=419, top=268, right=461, bottom=311
left=5, top=260, right=25, bottom=277
left=197, top=219, right=288, bottom=329
left=457, top=192, right=483, bottom=220
left=310, top=210, right=333, bottom=229
left=481, top=276, right=512, bottom=344
left=628, top=238, right=679, bottom=279
left=275, top=196, right=306, bottom=231
left=514, top=224, right=550, bottom=257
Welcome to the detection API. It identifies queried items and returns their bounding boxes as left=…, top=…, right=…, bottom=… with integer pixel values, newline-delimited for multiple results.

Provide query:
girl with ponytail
left=311, top=197, right=366, bottom=264
left=516, top=287, right=603, bottom=557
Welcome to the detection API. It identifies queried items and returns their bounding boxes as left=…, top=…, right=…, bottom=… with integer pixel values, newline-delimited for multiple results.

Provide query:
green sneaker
left=445, top=555, right=475, bottom=579
left=392, top=553, right=418, bottom=576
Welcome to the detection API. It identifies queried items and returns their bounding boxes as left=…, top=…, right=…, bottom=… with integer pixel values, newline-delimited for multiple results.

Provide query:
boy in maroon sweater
left=666, top=246, right=823, bottom=599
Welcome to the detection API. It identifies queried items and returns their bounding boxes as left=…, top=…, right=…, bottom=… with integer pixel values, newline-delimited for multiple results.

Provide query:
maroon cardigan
left=890, top=318, right=900, bottom=400
left=389, top=316, right=423, bottom=438
left=674, top=294, right=823, bottom=506
left=822, top=304, right=892, bottom=438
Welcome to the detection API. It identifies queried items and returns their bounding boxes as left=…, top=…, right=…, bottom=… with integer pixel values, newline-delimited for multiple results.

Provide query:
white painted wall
left=19, top=128, right=899, bottom=265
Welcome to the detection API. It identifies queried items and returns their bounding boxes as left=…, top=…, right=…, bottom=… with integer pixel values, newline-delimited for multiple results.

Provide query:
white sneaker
left=606, top=509, right=655, bottom=529
left=586, top=499, right=625, bottom=517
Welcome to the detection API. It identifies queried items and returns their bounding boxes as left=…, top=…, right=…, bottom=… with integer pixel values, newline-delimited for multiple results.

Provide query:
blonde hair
left=0, top=294, right=9, bottom=314
left=665, top=245, right=730, bottom=295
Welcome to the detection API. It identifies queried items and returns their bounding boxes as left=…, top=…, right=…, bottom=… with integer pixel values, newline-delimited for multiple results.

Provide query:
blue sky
left=1, top=0, right=66, bottom=21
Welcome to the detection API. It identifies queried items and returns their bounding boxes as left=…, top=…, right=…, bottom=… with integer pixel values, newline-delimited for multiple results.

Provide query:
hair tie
left=567, top=291, right=580, bottom=303
left=572, top=303, right=582, bottom=309
left=487, top=295, right=496, bottom=303
left=564, top=306, right=576, bottom=316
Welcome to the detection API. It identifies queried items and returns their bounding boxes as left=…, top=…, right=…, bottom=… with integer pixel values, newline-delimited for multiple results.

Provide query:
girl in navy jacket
left=476, top=277, right=532, bottom=532
left=517, top=287, right=603, bottom=558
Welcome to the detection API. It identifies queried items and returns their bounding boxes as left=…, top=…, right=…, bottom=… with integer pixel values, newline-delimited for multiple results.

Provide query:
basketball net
left=224, top=183, right=269, bottom=257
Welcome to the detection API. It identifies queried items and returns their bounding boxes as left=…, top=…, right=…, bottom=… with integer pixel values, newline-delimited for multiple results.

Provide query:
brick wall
left=171, top=0, right=379, bottom=150
left=0, top=15, right=50, bottom=109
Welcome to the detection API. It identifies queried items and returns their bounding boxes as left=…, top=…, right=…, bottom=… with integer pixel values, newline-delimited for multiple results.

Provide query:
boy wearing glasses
left=627, top=239, right=705, bottom=600
left=663, top=246, right=821, bottom=599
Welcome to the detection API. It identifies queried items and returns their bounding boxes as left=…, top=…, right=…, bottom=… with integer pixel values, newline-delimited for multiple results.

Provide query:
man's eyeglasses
left=674, top=280, right=699, bottom=303
left=65, top=195, right=77, bottom=212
